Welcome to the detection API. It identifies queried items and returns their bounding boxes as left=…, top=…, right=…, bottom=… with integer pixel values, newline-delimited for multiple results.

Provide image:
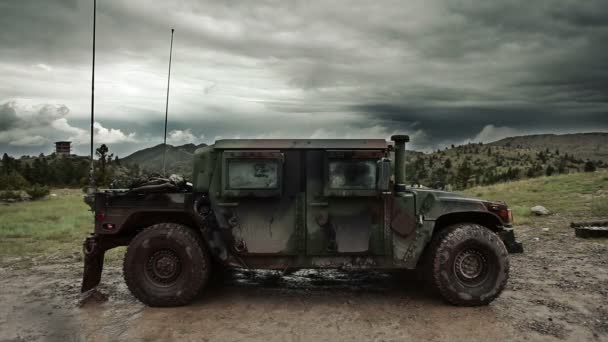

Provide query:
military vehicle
left=82, top=135, right=522, bottom=307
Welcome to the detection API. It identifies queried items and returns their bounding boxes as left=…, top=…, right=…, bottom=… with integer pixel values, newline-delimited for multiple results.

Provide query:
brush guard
left=498, top=228, right=524, bottom=253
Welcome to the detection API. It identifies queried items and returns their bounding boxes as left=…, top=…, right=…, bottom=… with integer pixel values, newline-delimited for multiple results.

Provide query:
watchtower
left=55, top=141, right=71, bottom=156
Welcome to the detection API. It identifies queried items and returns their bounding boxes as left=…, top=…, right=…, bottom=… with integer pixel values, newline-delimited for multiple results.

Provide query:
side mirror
left=377, top=158, right=391, bottom=192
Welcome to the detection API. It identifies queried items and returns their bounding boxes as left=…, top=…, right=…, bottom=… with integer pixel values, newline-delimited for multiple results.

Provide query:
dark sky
left=1, top=0, right=607, bottom=157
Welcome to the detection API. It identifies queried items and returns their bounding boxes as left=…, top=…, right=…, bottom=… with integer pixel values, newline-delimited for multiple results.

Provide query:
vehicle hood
left=408, top=188, right=493, bottom=219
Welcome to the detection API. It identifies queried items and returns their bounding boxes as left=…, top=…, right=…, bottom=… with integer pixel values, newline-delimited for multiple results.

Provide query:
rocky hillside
left=406, top=139, right=606, bottom=189
left=489, top=133, right=608, bottom=162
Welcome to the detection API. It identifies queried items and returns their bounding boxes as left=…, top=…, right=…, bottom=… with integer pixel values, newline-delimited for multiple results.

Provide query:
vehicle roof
left=213, top=139, right=388, bottom=150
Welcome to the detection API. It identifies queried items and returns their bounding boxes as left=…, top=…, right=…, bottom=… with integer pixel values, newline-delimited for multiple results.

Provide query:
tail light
left=95, top=212, right=105, bottom=221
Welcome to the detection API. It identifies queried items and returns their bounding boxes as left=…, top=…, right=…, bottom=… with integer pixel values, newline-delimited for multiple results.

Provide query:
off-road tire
left=428, top=223, right=509, bottom=306
left=123, top=223, right=210, bottom=307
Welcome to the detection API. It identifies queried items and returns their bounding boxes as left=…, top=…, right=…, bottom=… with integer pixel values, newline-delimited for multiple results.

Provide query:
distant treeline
left=406, top=142, right=604, bottom=190
left=1, top=142, right=606, bottom=193
left=0, top=144, right=138, bottom=192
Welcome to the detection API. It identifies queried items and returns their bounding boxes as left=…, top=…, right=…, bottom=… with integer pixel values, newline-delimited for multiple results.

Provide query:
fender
left=82, top=191, right=222, bottom=293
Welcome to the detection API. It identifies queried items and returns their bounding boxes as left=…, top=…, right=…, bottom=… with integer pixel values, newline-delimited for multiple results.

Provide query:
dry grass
left=0, top=189, right=91, bottom=259
left=463, top=170, right=608, bottom=224
left=592, top=196, right=608, bottom=217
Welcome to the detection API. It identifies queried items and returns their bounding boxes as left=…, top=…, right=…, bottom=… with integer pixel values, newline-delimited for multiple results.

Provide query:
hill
left=406, top=141, right=606, bottom=190
left=121, top=143, right=207, bottom=175
left=463, top=169, right=608, bottom=224
left=489, top=132, right=608, bottom=162
left=120, top=133, right=607, bottom=186
left=405, top=133, right=607, bottom=189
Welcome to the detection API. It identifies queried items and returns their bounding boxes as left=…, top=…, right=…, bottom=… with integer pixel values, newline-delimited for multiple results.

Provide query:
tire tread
left=429, top=223, right=509, bottom=306
left=123, top=223, right=209, bottom=307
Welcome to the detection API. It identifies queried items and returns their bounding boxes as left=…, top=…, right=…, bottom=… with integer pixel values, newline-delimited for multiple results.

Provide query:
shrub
left=584, top=161, right=596, bottom=172
left=26, top=184, right=50, bottom=200
left=0, top=171, right=30, bottom=190
left=0, top=190, right=22, bottom=201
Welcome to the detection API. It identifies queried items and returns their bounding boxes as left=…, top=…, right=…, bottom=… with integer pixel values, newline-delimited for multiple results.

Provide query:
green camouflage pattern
left=82, top=136, right=522, bottom=292
left=188, top=137, right=518, bottom=270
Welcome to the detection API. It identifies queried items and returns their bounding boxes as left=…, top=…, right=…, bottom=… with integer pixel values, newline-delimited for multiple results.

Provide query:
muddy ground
left=1, top=220, right=607, bottom=342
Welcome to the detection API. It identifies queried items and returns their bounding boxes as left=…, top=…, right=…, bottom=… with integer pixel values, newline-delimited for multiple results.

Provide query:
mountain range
left=121, top=133, right=608, bottom=182
left=121, top=143, right=207, bottom=175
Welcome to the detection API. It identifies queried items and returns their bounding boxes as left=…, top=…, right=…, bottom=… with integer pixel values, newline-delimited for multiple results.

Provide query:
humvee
left=82, top=135, right=522, bottom=307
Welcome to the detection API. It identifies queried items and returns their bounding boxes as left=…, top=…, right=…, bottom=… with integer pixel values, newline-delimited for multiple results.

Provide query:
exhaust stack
left=391, top=135, right=409, bottom=192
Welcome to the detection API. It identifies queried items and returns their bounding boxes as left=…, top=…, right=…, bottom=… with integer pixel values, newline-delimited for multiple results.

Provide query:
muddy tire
left=428, top=223, right=509, bottom=306
left=123, top=223, right=210, bottom=307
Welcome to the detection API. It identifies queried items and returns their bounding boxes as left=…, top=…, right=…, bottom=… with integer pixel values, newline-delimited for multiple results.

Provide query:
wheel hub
left=146, top=250, right=181, bottom=284
left=454, top=249, right=487, bottom=283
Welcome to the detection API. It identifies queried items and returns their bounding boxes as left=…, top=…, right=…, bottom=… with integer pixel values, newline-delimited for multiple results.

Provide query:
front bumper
left=498, top=228, right=524, bottom=253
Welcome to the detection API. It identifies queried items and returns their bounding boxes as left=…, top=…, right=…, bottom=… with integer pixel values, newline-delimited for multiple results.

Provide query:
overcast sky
left=1, top=0, right=607, bottom=157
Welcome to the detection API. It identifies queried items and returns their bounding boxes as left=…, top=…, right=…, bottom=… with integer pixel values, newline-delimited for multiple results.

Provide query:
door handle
left=218, top=202, right=239, bottom=207
left=309, top=202, right=329, bottom=207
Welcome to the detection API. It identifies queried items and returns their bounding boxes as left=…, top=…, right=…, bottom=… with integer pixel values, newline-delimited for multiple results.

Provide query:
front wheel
left=428, top=223, right=509, bottom=306
left=123, top=223, right=210, bottom=307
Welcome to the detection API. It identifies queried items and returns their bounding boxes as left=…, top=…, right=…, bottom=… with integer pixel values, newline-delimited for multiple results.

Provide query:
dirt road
left=1, top=221, right=607, bottom=342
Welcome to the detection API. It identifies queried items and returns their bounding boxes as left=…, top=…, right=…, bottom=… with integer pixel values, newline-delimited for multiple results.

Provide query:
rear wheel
left=428, top=223, right=509, bottom=306
left=123, top=223, right=210, bottom=307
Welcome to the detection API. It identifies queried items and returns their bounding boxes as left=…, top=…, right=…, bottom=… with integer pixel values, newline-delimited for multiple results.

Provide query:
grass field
left=1, top=170, right=606, bottom=262
left=0, top=189, right=91, bottom=259
left=463, top=170, right=608, bottom=224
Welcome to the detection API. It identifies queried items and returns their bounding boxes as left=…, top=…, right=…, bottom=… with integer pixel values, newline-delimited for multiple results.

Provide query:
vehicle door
left=219, top=150, right=302, bottom=255
left=305, top=150, right=387, bottom=255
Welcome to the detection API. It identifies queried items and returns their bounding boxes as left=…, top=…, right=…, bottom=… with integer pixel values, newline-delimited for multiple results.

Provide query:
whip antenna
left=89, top=0, right=97, bottom=189
left=162, top=28, right=175, bottom=176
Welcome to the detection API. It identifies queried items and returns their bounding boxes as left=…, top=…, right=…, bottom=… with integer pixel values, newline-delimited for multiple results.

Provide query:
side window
left=328, top=160, right=376, bottom=189
left=227, top=159, right=279, bottom=189
left=324, top=150, right=383, bottom=196
left=222, top=151, right=283, bottom=197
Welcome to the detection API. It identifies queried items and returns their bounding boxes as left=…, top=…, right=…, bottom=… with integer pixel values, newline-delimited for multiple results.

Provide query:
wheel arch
left=120, top=211, right=203, bottom=239
left=433, top=211, right=502, bottom=235
left=415, top=211, right=502, bottom=269
left=119, top=210, right=232, bottom=263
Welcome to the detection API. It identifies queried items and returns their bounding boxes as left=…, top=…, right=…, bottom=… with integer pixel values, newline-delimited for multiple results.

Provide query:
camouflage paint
left=86, top=137, right=521, bottom=287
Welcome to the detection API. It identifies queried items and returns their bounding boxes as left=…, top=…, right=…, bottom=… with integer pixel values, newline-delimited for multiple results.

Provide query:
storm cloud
left=1, top=0, right=607, bottom=156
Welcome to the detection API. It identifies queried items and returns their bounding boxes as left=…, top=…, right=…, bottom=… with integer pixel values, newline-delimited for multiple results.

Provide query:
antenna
left=162, top=28, right=175, bottom=176
left=89, top=0, right=96, bottom=189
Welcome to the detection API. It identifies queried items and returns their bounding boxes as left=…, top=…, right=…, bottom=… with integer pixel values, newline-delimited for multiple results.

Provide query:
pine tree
left=1, top=153, right=12, bottom=175
left=431, top=167, right=448, bottom=188
left=96, top=144, right=111, bottom=185
left=455, top=160, right=473, bottom=189
left=584, top=161, right=596, bottom=172
left=558, top=158, right=567, bottom=174
left=444, top=158, right=452, bottom=169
